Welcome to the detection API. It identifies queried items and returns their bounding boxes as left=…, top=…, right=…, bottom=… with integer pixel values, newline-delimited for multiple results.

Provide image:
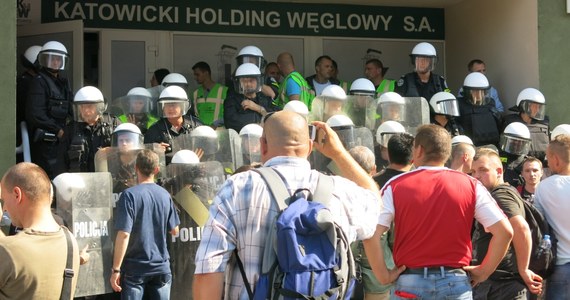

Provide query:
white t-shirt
left=313, top=80, right=331, bottom=96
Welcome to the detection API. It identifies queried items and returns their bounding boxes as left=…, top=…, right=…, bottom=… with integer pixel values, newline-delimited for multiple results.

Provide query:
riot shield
left=212, top=127, right=236, bottom=175
left=376, top=97, right=430, bottom=135
left=164, top=161, right=226, bottom=299
left=309, top=94, right=347, bottom=122
left=94, top=145, right=166, bottom=197
left=54, top=172, right=114, bottom=297
left=344, top=95, right=377, bottom=131
left=310, top=126, right=373, bottom=174
left=146, top=85, right=164, bottom=115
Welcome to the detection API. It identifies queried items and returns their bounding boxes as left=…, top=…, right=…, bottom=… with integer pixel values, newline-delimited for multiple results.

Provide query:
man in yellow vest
left=365, top=58, right=395, bottom=97
left=275, top=52, right=314, bottom=110
left=191, top=62, right=228, bottom=128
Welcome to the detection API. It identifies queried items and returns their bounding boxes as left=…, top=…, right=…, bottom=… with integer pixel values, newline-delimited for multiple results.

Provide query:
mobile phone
left=308, top=125, right=316, bottom=141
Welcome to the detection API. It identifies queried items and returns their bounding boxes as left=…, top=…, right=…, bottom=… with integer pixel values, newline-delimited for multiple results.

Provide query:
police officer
left=223, top=63, right=279, bottom=133
left=375, top=120, right=407, bottom=172
left=26, top=41, right=73, bottom=179
left=499, top=122, right=532, bottom=187
left=17, top=45, right=42, bottom=157
left=394, top=42, right=450, bottom=121
left=503, top=88, right=550, bottom=163
left=552, top=124, right=570, bottom=140
left=235, top=45, right=280, bottom=100
left=429, top=91, right=463, bottom=136
left=63, top=86, right=118, bottom=172
left=347, top=78, right=376, bottom=130
left=144, top=85, right=203, bottom=164
left=456, top=72, right=502, bottom=147
left=117, top=87, right=158, bottom=134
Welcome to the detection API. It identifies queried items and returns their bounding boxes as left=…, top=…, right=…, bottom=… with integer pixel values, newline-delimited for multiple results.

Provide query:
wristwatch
left=112, top=268, right=121, bottom=274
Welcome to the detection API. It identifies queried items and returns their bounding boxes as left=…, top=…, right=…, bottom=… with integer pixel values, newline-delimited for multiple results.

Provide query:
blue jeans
left=391, top=268, right=472, bottom=299
left=121, top=273, right=172, bottom=300
left=546, top=263, right=570, bottom=300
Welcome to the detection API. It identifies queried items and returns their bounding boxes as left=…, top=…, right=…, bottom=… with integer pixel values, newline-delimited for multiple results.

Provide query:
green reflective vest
left=375, top=79, right=396, bottom=96
left=277, top=71, right=315, bottom=110
left=192, top=83, right=228, bottom=125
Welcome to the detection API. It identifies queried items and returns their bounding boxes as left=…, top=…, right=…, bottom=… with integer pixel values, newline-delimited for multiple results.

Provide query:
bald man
left=276, top=52, right=314, bottom=109
left=0, top=162, right=79, bottom=299
left=193, top=111, right=381, bottom=300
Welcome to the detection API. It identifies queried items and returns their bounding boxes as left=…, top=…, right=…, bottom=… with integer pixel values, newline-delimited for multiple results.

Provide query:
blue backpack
left=237, top=167, right=356, bottom=300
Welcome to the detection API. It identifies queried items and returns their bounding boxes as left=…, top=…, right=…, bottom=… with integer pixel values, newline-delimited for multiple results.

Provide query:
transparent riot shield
left=212, top=127, right=235, bottom=175
left=164, top=161, right=226, bottom=299
left=54, top=172, right=114, bottom=297
left=94, top=145, right=166, bottom=197
left=309, top=95, right=347, bottom=122
left=344, top=95, right=378, bottom=131
left=228, top=128, right=263, bottom=172
left=376, top=97, right=430, bottom=135
left=146, top=85, right=164, bottom=115
left=310, top=126, right=373, bottom=174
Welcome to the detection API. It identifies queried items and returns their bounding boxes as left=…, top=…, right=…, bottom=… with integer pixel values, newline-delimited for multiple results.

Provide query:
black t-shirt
left=472, top=184, right=524, bottom=278
left=373, top=168, right=405, bottom=190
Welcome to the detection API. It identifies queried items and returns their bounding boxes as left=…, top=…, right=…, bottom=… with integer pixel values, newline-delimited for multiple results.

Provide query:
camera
left=308, top=125, right=316, bottom=141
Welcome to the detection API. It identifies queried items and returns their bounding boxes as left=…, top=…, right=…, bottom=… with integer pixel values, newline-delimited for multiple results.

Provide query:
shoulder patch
left=397, top=78, right=404, bottom=87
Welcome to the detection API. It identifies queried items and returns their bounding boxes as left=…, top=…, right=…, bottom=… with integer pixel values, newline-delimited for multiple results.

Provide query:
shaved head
left=261, top=111, right=312, bottom=162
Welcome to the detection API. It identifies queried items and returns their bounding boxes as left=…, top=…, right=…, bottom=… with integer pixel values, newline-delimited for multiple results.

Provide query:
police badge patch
left=397, top=78, right=404, bottom=86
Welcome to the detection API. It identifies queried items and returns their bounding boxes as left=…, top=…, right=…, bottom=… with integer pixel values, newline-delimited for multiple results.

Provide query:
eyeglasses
left=261, top=111, right=276, bottom=127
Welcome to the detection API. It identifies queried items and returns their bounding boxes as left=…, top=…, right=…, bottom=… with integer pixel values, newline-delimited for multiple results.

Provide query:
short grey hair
left=349, top=146, right=376, bottom=174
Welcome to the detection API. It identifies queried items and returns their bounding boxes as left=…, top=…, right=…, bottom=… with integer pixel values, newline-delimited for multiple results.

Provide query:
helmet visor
left=121, top=95, right=151, bottom=114
left=435, top=99, right=460, bottom=117
left=240, top=135, right=261, bottom=165
left=111, top=132, right=144, bottom=151
left=464, top=87, right=490, bottom=106
left=378, top=132, right=398, bottom=148
left=234, top=76, right=262, bottom=95
left=237, top=56, right=266, bottom=70
left=499, top=134, right=531, bottom=156
left=38, top=52, right=68, bottom=71
left=520, top=101, right=546, bottom=121
left=73, top=102, right=106, bottom=123
left=159, top=100, right=189, bottom=118
left=412, top=56, right=436, bottom=73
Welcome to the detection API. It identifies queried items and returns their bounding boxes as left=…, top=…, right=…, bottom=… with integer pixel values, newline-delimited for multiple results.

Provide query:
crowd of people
left=2, top=38, right=570, bottom=300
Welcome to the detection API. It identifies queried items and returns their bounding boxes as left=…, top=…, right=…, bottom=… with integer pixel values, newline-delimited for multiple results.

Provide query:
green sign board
left=43, top=0, right=444, bottom=39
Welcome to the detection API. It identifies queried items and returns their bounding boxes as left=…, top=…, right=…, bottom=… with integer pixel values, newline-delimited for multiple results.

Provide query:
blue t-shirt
left=115, top=183, right=180, bottom=275
left=286, top=77, right=301, bottom=97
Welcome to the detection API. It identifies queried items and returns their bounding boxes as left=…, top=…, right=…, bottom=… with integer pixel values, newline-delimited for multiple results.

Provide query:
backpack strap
left=60, top=226, right=75, bottom=300
left=234, top=167, right=291, bottom=300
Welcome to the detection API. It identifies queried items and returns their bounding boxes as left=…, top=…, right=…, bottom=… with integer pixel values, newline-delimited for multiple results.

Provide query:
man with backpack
left=470, top=148, right=543, bottom=298
left=364, top=125, right=514, bottom=299
left=535, top=134, right=570, bottom=299
left=193, top=110, right=380, bottom=299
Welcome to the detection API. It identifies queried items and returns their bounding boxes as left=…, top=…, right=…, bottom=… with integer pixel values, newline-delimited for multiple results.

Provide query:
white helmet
left=236, top=45, right=265, bottom=69
left=462, top=72, right=490, bottom=105
left=326, top=114, right=354, bottom=128
left=376, top=121, right=406, bottom=147
left=516, top=88, right=546, bottom=121
left=38, top=41, right=69, bottom=72
left=410, top=42, right=437, bottom=72
left=171, top=150, right=200, bottom=164
left=120, top=87, right=152, bottom=115
left=239, top=123, right=263, bottom=137
left=162, top=73, right=188, bottom=89
left=190, top=126, right=219, bottom=155
left=111, top=123, right=144, bottom=149
left=283, top=101, right=309, bottom=118
left=73, top=86, right=106, bottom=122
left=551, top=124, right=570, bottom=140
left=158, top=86, right=189, bottom=118
left=349, top=78, right=375, bottom=96
left=378, top=92, right=406, bottom=122
left=429, top=92, right=459, bottom=117
left=23, top=45, right=42, bottom=66
left=500, top=122, right=531, bottom=155
left=451, top=135, right=474, bottom=146
left=321, top=85, right=347, bottom=100
left=234, top=63, right=262, bottom=94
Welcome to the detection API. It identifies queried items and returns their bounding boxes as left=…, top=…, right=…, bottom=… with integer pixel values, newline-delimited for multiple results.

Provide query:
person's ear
left=260, top=136, right=268, bottom=155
